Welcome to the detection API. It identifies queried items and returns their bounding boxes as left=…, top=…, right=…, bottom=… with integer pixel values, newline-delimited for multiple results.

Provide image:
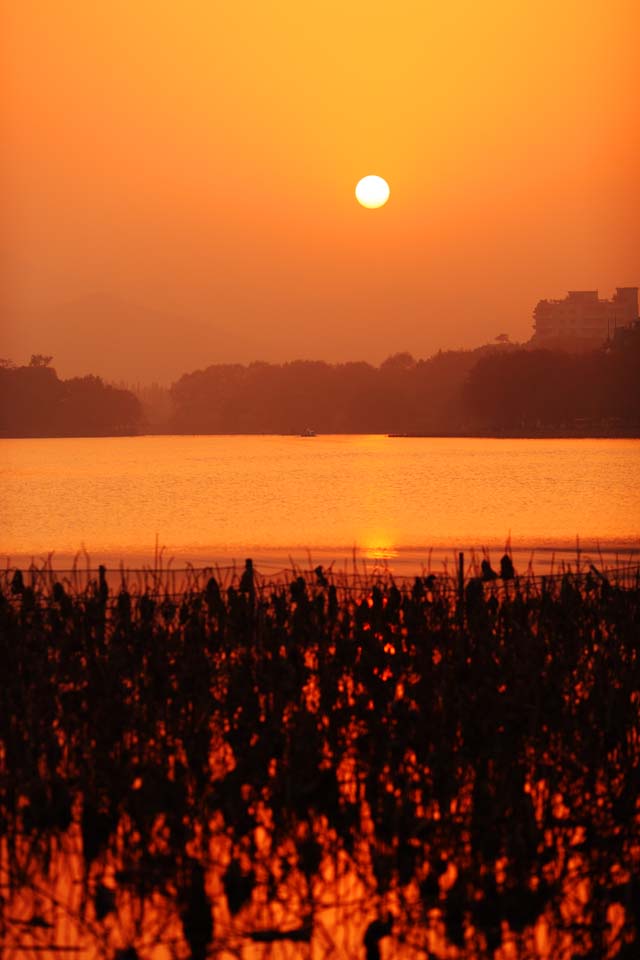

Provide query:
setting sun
left=355, top=175, right=390, bottom=209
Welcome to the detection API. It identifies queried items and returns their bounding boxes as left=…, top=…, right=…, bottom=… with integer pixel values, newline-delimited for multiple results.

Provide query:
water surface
left=1, top=435, right=638, bottom=571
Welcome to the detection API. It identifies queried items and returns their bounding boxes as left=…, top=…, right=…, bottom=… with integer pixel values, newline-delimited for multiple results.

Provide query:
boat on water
left=300, top=428, right=317, bottom=437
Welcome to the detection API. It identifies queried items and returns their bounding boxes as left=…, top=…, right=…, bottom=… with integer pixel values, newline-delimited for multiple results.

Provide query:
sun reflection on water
left=360, top=532, right=399, bottom=562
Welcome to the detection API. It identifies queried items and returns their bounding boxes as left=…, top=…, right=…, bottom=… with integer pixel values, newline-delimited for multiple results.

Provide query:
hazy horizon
left=3, top=1, right=639, bottom=382
left=3, top=285, right=639, bottom=384
left=1, top=289, right=527, bottom=384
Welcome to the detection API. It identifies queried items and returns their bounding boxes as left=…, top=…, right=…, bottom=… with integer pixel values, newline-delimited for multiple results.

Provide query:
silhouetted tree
left=4, top=332, right=637, bottom=438
left=29, top=354, right=54, bottom=368
left=463, top=331, right=640, bottom=431
left=169, top=350, right=491, bottom=435
left=0, top=360, right=142, bottom=437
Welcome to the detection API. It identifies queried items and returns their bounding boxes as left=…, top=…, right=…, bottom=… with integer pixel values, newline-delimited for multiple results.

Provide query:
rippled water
left=1, top=435, right=639, bottom=570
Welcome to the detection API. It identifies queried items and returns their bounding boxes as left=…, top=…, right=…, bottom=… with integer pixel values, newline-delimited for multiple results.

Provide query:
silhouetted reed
left=1, top=557, right=639, bottom=959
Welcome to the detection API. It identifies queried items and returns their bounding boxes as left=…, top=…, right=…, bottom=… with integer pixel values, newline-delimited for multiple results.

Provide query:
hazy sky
left=2, top=0, right=639, bottom=382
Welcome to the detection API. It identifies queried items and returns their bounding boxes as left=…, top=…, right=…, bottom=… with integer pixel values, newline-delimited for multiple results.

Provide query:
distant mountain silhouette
left=0, top=293, right=262, bottom=384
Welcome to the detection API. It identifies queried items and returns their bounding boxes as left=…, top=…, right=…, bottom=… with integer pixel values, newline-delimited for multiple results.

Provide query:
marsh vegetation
left=1, top=558, right=639, bottom=959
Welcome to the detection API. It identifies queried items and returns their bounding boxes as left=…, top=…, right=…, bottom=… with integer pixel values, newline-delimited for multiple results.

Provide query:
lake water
left=1, top=434, right=639, bottom=573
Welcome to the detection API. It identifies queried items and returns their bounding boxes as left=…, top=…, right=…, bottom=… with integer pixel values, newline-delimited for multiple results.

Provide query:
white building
left=532, top=287, right=638, bottom=348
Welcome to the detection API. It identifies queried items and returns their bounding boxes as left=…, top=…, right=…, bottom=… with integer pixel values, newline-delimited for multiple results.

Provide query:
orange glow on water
left=2, top=435, right=639, bottom=567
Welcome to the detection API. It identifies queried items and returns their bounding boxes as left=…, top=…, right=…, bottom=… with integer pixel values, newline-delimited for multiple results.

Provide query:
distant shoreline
left=5, top=543, right=638, bottom=581
left=2, top=428, right=639, bottom=440
left=387, top=428, right=640, bottom=440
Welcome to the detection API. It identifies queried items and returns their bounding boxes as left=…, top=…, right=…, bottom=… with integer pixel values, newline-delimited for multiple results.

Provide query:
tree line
left=2, top=329, right=638, bottom=437
left=168, top=330, right=639, bottom=435
left=464, top=327, right=640, bottom=431
left=0, top=356, right=141, bottom=438
left=168, top=348, right=485, bottom=435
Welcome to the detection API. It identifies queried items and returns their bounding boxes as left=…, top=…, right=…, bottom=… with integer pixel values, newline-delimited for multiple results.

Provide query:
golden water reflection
left=1, top=435, right=638, bottom=569
left=360, top=531, right=399, bottom=563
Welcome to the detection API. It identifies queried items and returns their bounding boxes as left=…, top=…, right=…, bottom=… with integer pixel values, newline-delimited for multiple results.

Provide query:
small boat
left=300, top=428, right=317, bottom=437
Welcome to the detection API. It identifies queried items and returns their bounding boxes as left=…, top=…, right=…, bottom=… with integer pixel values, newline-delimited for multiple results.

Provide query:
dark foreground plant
left=1, top=559, right=639, bottom=959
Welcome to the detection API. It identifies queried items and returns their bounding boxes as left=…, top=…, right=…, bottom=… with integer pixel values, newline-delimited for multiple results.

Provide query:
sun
left=355, top=175, right=390, bottom=209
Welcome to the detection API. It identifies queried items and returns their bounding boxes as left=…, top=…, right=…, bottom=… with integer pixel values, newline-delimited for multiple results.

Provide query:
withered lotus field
left=1, top=559, right=639, bottom=959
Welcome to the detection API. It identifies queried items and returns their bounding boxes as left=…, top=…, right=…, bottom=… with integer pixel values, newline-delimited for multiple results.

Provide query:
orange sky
left=2, top=0, right=639, bottom=382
